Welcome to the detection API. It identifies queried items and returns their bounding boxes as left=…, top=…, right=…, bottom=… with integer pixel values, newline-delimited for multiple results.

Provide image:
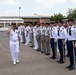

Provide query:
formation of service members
left=7, top=19, right=76, bottom=71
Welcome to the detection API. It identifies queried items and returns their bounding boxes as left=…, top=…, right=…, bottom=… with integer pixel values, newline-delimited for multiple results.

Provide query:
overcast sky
left=0, top=0, right=76, bottom=16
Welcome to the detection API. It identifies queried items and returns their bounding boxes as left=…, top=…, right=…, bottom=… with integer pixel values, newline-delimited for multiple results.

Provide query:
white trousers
left=28, top=33, right=31, bottom=42
left=25, top=34, right=29, bottom=44
left=33, top=34, right=38, bottom=48
left=10, top=41, right=19, bottom=62
left=19, top=34, right=23, bottom=43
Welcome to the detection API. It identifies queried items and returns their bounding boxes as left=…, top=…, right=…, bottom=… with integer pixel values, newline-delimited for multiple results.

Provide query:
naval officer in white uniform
left=7, top=23, right=20, bottom=65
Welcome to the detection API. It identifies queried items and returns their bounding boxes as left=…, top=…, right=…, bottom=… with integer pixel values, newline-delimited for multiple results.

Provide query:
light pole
left=34, top=13, right=42, bottom=23
left=19, top=7, right=21, bottom=23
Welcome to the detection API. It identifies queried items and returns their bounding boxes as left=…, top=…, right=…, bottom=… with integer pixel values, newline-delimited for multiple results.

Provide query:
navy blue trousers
left=58, top=39, right=65, bottom=62
left=50, top=39, right=56, bottom=58
left=68, top=41, right=75, bottom=67
left=67, top=40, right=76, bottom=58
left=66, top=40, right=69, bottom=56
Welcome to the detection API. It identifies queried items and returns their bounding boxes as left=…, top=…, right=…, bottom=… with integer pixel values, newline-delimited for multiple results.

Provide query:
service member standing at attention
left=57, top=20, right=67, bottom=64
left=50, top=22, right=57, bottom=59
left=27, top=24, right=31, bottom=43
left=40, top=22, right=46, bottom=53
left=55, top=21, right=59, bottom=52
left=30, top=23, right=34, bottom=47
left=18, top=24, right=23, bottom=43
left=21, top=23, right=25, bottom=44
left=33, top=22, right=38, bottom=50
left=45, top=23, right=50, bottom=55
left=66, top=19, right=76, bottom=70
left=7, top=23, right=20, bottom=65
left=36, top=22, right=41, bottom=51
left=25, top=24, right=30, bottom=45
left=65, top=20, right=70, bottom=57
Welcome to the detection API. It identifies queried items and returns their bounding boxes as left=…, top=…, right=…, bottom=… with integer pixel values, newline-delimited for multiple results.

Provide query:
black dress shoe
left=57, top=60, right=61, bottom=63
left=45, top=53, right=50, bottom=55
left=50, top=57, right=56, bottom=59
left=53, top=57, right=56, bottom=59
left=36, top=49, right=40, bottom=51
left=30, top=46, right=34, bottom=47
left=59, top=61, right=65, bottom=64
left=69, top=66, right=75, bottom=71
left=66, top=65, right=71, bottom=69
left=41, top=51, right=45, bottom=53
left=38, top=49, right=41, bottom=51
left=50, top=56, right=53, bottom=58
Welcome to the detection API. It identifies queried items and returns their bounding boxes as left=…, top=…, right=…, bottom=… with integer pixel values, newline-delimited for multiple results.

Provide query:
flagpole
left=19, top=7, right=21, bottom=23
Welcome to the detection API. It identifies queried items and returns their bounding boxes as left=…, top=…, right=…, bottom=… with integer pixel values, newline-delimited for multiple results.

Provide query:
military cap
left=55, top=21, right=58, bottom=23
left=11, top=23, right=16, bottom=26
left=45, top=23, right=50, bottom=25
left=68, top=19, right=74, bottom=22
left=57, top=20, right=63, bottom=23
left=50, top=21, right=55, bottom=24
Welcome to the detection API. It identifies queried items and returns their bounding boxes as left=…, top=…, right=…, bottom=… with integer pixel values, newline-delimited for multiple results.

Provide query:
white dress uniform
left=68, top=25, right=76, bottom=41
left=56, top=25, right=59, bottom=52
left=65, top=27, right=69, bottom=55
left=18, top=26, right=23, bottom=43
left=9, top=29, right=19, bottom=63
left=50, top=26, right=58, bottom=58
left=21, top=26, right=25, bottom=43
left=57, top=26, right=67, bottom=63
left=67, top=25, right=76, bottom=69
left=30, top=26, right=33, bottom=41
left=25, top=26, right=29, bottom=45
left=33, top=25, right=38, bottom=49
left=27, top=26, right=31, bottom=43
left=30, top=26, right=34, bottom=46
left=57, top=26, right=67, bottom=43
left=50, top=26, right=57, bottom=41
left=36, top=26, right=41, bottom=50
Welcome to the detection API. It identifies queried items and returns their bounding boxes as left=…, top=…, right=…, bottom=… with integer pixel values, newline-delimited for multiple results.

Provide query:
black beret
left=11, top=23, right=16, bottom=26
left=65, top=20, right=69, bottom=23
left=26, top=24, right=29, bottom=26
left=68, top=19, right=74, bottom=22
left=45, top=23, right=50, bottom=25
left=57, top=20, right=63, bottom=23
left=55, top=21, right=58, bottom=23
left=66, top=20, right=69, bottom=22
left=50, top=21, right=55, bottom=24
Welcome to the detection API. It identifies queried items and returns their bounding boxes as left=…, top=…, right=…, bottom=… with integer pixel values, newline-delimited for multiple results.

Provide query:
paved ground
left=0, top=31, right=76, bottom=75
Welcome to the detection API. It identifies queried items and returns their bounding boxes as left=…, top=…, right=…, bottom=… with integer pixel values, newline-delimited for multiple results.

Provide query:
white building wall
left=0, top=18, right=24, bottom=28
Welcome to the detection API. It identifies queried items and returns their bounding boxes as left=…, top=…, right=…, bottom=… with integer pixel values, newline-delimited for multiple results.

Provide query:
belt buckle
left=14, top=40, right=17, bottom=42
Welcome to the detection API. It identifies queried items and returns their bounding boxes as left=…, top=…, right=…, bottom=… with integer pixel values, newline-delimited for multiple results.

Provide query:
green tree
left=67, top=8, right=76, bottom=19
left=50, top=15, right=55, bottom=21
left=50, top=13, right=64, bottom=21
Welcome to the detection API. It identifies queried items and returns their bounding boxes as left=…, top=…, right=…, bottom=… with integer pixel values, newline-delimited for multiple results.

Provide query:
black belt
left=58, top=39, right=64, bottom=40
left=41, top=35, right=45, bottom=36
left=68, top=40, right=75, bottom=42
left=51, top=38, right=54, bottom=40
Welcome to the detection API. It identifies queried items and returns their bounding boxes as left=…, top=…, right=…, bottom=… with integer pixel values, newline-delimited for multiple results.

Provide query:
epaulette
left=73, top=26, right=75, bottom=28
left=62, top=27, right=64, bottom=29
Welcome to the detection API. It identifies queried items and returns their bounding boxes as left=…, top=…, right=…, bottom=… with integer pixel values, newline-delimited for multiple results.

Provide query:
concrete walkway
left=0, top=32, right=76, bottom=75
